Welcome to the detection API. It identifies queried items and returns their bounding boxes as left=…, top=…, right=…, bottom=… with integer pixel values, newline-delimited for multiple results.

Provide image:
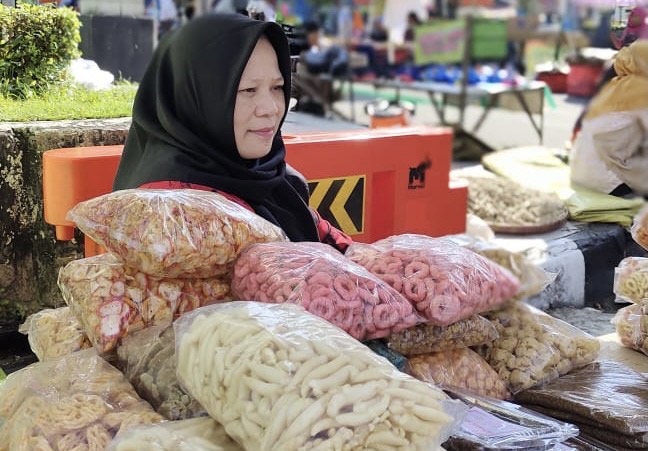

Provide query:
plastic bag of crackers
left=67, top=189, right=288, bottom=278
left=0, top=349, right=163, bottom=451
left=631, top=204, right=648, bottom=251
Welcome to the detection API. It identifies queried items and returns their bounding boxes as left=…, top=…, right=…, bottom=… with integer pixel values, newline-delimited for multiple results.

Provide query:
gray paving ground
left=547, top=306, right=617, bottom=337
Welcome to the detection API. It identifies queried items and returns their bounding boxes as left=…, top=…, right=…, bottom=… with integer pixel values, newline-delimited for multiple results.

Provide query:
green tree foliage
left=0, top=4, right=81, bottom=99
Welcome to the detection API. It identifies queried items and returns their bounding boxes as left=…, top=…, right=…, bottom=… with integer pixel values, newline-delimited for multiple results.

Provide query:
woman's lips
left=251, top=128, right=274, bottom=138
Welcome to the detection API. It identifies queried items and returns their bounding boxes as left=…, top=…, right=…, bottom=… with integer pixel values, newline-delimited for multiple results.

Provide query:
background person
left=113, top=13, right=352, bottom=252
left=569, top=39, right=648, bottom=199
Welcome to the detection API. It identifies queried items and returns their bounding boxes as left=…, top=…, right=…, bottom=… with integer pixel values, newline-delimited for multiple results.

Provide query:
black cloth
left=113, top=13, right=319, bottom=242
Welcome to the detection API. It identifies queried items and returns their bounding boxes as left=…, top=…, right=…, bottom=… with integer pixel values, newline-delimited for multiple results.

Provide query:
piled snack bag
left=173, top=301, right=463, bottom=450
left=8, top=189, right=292, bottom=449
left=55, top=189, right=288, bottom=353
left=18, top=307, right=91, bottom=361
left=344, top=232, right=599, bottom=402
left=476, top=302, right=600, bottom=394
left=8, top=186, right=607, bottom=450
left=631, top=204, right=648, bottom=251
left=613, top=205, right=648, bottom=356
left=612, top=256, right=648, bottom=355
left=230, top=241, right=421, bottom=340
left=344, top=234, right=520, bottom=326
left=0, top=349, right=164, bottom=451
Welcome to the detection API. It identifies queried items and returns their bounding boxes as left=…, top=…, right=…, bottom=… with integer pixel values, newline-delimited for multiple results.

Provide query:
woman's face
left=234, top=36, right=286, bottom=160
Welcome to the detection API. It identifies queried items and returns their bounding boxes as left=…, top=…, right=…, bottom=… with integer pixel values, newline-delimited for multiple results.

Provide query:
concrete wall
left=0, top=119, right=131, bottom=329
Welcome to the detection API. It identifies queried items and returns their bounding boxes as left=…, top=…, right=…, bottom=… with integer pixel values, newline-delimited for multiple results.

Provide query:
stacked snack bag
left=631, top=204, right=648, bottom=251
left=5, top=189, right=289, bottom=449
left=7, top=188, right=607, bottom=450
left=612, top=257, right=648, bottom=355
left=612, top=205, right=648, bottom=356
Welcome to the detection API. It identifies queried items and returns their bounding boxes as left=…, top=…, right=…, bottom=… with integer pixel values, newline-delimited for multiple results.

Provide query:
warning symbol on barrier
left=308, top=175, right=365, bottom=235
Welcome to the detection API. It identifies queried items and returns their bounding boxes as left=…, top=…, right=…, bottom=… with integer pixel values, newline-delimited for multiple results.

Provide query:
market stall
left=4, top=125, right=648, bottom=449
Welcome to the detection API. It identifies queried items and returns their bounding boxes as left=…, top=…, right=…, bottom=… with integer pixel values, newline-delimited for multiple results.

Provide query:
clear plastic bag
left=446, top=234, right=553, bottom=299
left=631, top=204, right=648, bottom=251
left=515, top=360, right=648, bottom=449
left=67, top=189, right=287, bottom=278
left=345, top=234, right=520, bottom=326
left=444, top=388, right=579, bottom=451
left=611, top=300, right=648, bottom=355
left=230, top=241, right=420, bottom=340
left=115, top=325, right=207, bottom=420
left=0, top=349, right=163, bottom=451
left=386, top=315, right=499, bottom=356
left=408, top=349, right=511, bottom=400
left=107, top=417, right=242, bottom=451
left=465, top=213, right=496, bottom=242
left=58, top=252, right=232, bottom=352
left=476, top=303, right=600, bottom=394
left=174, top=301, right=463, bottom=451
left=613, top=257, right=648, bottom=303
left=18, top=306, right=91, bottom=361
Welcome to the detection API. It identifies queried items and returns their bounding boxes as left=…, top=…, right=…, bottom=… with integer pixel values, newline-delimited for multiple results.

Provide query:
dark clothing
left=113, top=14, right=320, bottom=243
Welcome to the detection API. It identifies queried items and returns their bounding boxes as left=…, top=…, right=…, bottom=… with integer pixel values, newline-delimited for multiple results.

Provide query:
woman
left=612, top=6, right=648, bottom=49
left=569, top=39, right=648, bottom=198
left=113, top=13, right=352, bottom=252
left=404, top=11, right=422, bottom=42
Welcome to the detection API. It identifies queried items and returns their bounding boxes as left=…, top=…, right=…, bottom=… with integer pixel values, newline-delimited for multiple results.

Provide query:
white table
left=372, top=79, right=547, bottom=143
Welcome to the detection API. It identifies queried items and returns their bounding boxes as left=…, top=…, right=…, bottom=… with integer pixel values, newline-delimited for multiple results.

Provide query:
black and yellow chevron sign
left=308, top=175, right=365, bottom=235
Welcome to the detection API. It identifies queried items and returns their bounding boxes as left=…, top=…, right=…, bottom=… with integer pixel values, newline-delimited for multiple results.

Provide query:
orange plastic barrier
left=284, top=126, right=466, bottom=243
left=42, top=126, right=467, bottom=255
left=42, top=145, right=123, bottom=256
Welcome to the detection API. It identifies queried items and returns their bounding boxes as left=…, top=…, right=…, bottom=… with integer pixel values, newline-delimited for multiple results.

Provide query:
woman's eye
left=273, top=85, right=284, bottom=91
left=239, top=87, right=256, bottom=93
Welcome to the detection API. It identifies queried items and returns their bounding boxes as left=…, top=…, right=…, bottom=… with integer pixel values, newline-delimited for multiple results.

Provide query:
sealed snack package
left=386, top=315, right=499, bottom=356
left=115, top=325, right=207, bottom=420
left=231, top=241, right=420, bottom=341
left=476, top=303, right=600, bottom=394
left=345, top=234, right=520, bottom=326
left=612, top=301, right=648, bottom=355
left=465, top=213, right=496, bottom=242
left=174, top=301, right=464, bottom=451
left=107, top=417, right=242, bottom=451
left=446, top=234, right=552, bottom=299
left=19, top=306, right=91, bottom=361
left=444, top=388, right=579, bottom=451
left=408, top=349, right=511, bottom=400
left=613, top=257, right=648, bottom=303
left=67, top=189, right=287, bottom=278
left=0, top=349, right=163, bottom=451
left=58, top=252, right=232, bottom=352
left=631, top=204, right=648, bottom=251
left=516, top=360, right=648, bottom=449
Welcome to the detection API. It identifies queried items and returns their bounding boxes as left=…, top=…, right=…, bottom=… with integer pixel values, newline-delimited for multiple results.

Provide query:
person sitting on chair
left=291, top=21, right=348, bottom=116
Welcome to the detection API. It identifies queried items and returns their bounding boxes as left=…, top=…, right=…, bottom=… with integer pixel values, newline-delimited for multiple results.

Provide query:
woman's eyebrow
left=241, top=76, right=284, bottom=83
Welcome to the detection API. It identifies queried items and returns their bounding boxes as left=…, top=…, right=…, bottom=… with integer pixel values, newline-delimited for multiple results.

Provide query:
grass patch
left=0, top=82, right=138, bottom=122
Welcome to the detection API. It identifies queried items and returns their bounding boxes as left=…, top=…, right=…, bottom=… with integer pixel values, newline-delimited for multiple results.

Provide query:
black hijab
left=113, top=13, right=319, bottom=242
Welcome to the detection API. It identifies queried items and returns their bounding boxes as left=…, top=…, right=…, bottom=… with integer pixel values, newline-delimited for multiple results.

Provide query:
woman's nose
left=256, top=90, right=280, bottom=115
